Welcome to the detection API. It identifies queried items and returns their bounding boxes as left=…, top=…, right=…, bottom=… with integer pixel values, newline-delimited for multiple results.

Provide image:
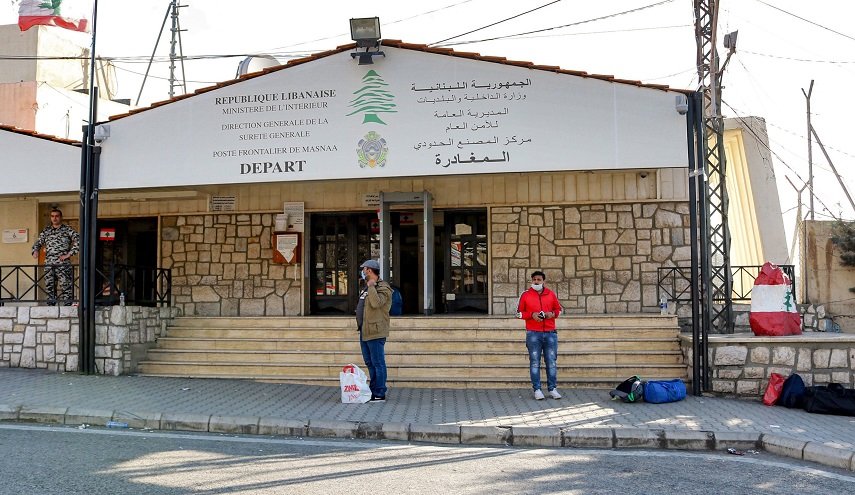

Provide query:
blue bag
left=779, top=373, right=806, bottom=409
left=643, top=379, right=687, bottom=404
left=390, top=286, right=403, bottom=316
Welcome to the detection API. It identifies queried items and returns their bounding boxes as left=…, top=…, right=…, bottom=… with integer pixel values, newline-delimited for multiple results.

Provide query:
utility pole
left=802, top=81, right=815, bottom=220
left=786, top=176, right=807, bottom=303
left=810, top=125, right=855, bottom=214
left=694, top=0, right=736, bottom=339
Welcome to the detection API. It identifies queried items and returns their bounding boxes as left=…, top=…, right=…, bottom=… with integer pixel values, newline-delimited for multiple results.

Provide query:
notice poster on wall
left=283, top=202, right=304, bottom=232
left=2, top=228, right=28, bottom=243
left=275, top=233, right=300, bottom=264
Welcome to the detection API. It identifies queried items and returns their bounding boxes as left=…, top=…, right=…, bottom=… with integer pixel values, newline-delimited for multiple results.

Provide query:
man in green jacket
left=356, top=259, right=392, bottom=402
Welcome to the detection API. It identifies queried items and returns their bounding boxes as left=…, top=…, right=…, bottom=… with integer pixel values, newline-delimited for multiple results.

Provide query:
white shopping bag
left=340, top=363, right=372, bottom=404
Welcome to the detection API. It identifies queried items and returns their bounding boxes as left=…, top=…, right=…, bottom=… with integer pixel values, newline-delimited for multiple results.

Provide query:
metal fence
left=0, top=264, right=171, bottom=306
left=658, top=265, right=796, bottom=304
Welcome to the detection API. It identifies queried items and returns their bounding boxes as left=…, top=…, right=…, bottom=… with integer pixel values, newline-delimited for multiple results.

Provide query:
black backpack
left=610, top=375, right=645, bottom=403
left=779, top=373, right=806, bottom=409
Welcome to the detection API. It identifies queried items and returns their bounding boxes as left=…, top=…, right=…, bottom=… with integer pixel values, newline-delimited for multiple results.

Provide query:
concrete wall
left=803, top=220, right=855, bottom=332
left=0, top=305, right=179, bottom=375
left=724, top=117, right=788, bottom=266
left=680, top=334, right=855, bottom=397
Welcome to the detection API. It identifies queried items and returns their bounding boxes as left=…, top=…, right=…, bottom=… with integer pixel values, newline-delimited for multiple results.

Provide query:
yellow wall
left=0, top=198, right=39, bottom=265
left=37, top=168, right=685, bottom=219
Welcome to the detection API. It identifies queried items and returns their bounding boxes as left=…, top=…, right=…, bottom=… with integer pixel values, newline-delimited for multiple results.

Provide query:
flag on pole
left=18, top=0, right=93, bottom=33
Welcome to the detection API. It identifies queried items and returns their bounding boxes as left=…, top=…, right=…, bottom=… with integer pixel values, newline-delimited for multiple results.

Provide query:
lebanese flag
left=749, top=262, right=801, bottom=336
left=18, top=0, right=92, bottom=33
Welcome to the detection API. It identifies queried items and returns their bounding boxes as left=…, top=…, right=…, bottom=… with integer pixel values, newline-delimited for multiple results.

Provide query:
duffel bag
left=803, top=383, right=855, bottom=416
left=643, top=379, right=687, bottom=404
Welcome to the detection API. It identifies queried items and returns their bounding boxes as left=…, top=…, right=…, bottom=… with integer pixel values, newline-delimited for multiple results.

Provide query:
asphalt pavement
left=1, top=368, right=853, bottom=471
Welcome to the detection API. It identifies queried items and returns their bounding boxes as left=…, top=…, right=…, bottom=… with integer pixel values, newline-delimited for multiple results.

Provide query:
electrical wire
left=754, top=0, right=855, bottom=44
left=111, top=64, right=220, bottom=85
left=262, top=0, right=479, bottom=52
left=742, top=49, right=855, bottom=65
left=433, top=0, right=675, bottom=47
left=430, top=0, right=563, bottom=46
left=722, top=99, right=845, bottom=221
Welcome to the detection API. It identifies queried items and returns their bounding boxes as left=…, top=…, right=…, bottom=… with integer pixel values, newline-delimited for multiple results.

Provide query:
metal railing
left=0, top=263, right=171, bottom=306
left=658, top=265, right=796, bottom=304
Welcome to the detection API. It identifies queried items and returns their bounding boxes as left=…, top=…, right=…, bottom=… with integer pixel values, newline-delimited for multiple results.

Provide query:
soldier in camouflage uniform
left=31, top=208, right=80, bottom=306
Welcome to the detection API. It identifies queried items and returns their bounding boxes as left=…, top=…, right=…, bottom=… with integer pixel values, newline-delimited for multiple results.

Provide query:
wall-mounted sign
left=2, top=228, right=28, bottom=244
left=282, top=202, right=304, bottom=232
left=210, top=195, right=236, bottom=211
left=98, top=47, right=688, bottom=191
left=99, top=228, right=116, bottom=241
left=361, top=193, right=380, bottom=207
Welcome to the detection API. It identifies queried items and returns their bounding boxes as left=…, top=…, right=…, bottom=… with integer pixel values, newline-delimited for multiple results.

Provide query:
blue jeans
left=526, top=331, right=558, bottom=392
left=359, top=335, right=387, bottom=398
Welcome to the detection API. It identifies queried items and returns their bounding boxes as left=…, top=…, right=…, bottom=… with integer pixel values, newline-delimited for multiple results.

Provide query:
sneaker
left=549, top=389, right=562, bottom=400
left=533, top=389, right=545, bottom=400
left=369, top=395, right=386, bottom=403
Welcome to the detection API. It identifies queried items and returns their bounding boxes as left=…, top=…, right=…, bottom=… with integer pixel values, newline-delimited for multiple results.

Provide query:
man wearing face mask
left=355, top=259, right=393, bottom=402
left=516, top=270, right=563, bottom=400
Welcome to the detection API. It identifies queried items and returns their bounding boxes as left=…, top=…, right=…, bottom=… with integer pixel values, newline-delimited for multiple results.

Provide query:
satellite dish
left=235, top=55, right=281, bottom=77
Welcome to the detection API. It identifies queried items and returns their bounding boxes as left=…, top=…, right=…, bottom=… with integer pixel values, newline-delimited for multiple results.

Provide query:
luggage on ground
left=643, top=379, right=687, bottom=403
left=609, top=375, right=645, bottom=403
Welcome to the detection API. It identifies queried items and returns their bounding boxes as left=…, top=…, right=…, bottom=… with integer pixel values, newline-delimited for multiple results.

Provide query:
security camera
left=639, top=171, right=648, bottom=179
left=93, top=124, right=111, bottom=144
left=675, top=95, right=689, bottom=115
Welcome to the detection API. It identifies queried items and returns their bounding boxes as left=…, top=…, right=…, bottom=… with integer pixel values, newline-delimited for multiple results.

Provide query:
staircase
left=137, top=315, right=686, bottom=388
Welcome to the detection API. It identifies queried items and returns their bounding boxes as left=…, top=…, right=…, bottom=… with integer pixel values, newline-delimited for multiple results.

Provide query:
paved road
left=2, top=424, right=854, bottom=495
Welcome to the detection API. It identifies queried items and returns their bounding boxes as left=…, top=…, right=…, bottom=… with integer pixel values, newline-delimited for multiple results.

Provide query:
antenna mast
left=136, top=1, right=188, bottom=105
left=169, top=0, right=188, bottom=98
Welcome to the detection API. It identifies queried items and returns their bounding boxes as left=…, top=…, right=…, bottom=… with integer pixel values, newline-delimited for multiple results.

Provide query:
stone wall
left=680, top=334, right=855, bottom=396
left=0, top=305, right=178, bottom=375
left=491, top=202, right=690, bottom=314
left=162, top=214, right=301, bottom=317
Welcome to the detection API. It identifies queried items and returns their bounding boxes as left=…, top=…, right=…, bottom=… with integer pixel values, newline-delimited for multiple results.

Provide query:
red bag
left=762, top=373, right=786, bottom=406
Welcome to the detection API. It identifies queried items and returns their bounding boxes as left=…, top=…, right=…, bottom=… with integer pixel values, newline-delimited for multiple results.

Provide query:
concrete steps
left=138, top=315, right=686, bottom=388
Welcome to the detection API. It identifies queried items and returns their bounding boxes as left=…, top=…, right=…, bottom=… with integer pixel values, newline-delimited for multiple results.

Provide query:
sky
left=1, top=0, right=854, bottom=253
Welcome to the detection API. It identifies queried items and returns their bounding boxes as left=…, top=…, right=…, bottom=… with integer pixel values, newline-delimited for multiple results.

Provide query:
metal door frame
left=379, top=191, right=434, bottom=315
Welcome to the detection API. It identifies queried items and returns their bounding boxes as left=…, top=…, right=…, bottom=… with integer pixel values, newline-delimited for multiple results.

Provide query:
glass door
left=310, top=213, right=380, bottom=314
left=444, top=210, right=488, bottom=313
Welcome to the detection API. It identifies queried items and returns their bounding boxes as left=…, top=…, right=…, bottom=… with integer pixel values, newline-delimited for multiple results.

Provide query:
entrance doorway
left=95, top=217, right=158, bottom=304
left=442, top=211, right=488, bottom=313
left=308, top=209, right=488, bottom=315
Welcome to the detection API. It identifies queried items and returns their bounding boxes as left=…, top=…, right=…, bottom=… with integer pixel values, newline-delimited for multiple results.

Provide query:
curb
left=1, top=403, right=853, bottom=472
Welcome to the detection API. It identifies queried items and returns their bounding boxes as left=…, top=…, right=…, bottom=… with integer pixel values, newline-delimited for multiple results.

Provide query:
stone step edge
left=137, top=361, right=687, bottom=370
left=158, top=337, right=679, bottom=342
left=3, top=405, right=851, bottom=471
left=147, top=349, right=683, bottom=356
left=131, top=374, right=687, bottom=384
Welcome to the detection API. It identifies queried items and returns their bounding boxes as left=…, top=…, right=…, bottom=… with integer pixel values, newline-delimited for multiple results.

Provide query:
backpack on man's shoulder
left=609, top=375, right=645, bottom=403
left=390, top=286, right=403, bottom=316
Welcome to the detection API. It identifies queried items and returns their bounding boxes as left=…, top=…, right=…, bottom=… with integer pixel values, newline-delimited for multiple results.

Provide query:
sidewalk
left=1, top=368, right=854, bottom=471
